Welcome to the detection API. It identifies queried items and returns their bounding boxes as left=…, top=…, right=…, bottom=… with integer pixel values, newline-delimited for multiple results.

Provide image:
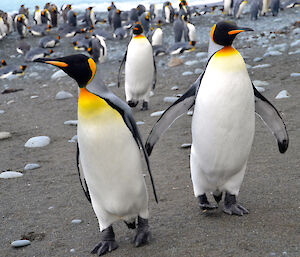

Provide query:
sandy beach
left=0, top=5, right=300, bottom=257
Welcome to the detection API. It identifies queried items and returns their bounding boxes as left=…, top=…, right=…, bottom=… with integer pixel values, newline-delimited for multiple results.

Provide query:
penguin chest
left=125, top=36, right=154, bottom=94
left=192, top=47, right=255, bottom=173
left=77, top=89, right=146, bottom=213
left=152, top=28, right=163, bottom=46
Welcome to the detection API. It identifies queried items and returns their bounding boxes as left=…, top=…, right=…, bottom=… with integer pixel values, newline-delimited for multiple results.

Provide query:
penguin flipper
left=253, top=84, right=289, bottom=153
left=152, top=55, right=157, bottom=90
left=76, top=143, right=92, bottom=203
left=145, top=74, right=203, bottom=156
left=117, top=50, right=127, bottom=88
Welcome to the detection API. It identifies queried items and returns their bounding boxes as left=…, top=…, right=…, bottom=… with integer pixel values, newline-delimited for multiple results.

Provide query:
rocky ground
left=0, top=6, right=300, bottom=257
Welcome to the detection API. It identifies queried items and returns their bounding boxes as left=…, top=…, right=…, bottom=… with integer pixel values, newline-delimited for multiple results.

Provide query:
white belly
left=152, top=28, right=162, bottom=46
left=125, top=36, right=154, bottom=101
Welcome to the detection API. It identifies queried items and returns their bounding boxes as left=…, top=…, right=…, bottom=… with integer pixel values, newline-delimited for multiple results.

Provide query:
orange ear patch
left=45, top=61, right=68, bottom=67
left=228, top=30, right=244, bottom=35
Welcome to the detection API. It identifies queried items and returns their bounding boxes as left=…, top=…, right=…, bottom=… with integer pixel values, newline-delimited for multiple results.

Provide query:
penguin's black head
left=211, top=21, right=253, bottom=46
left=35, top=54, right=96, bottom=88
left=133, top=22, right=143, bottom=35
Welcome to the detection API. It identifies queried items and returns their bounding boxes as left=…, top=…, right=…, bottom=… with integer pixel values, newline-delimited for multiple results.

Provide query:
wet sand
left=0, top=7, right=300, bottom=257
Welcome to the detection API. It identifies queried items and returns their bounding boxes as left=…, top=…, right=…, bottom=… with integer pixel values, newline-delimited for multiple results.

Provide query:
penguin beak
left=34, top=58, right=68, bottom=68
left=228, top=27, right=253, bottom=35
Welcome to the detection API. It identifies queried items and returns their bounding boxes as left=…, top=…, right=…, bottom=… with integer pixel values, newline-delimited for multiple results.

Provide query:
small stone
left=184, top=60, right=198, bottom=66
left=255, top=86, right=265, bottom=92
left=25, top=136, right=50, bottom=148
left=51, top=70, right=67, bottom=80
left=150, top=110, right=165, bottom=117
left=168, top=57, right=183, bottom=67
left=55, top=91, right=73, bottom=100
left=7, top=100, right=15, bottom=105
left=253, top=80, right=269, bottom=87
left=288, top=49, right=300, bottom=55
left=11, top=240, right=31, bottom=248
left=291, top=39, right=300, bottom=48
left=290, top=73, right=300, bottom=77
left=269, top=253, right=276, bottom=256
left=253, top=57, right=263, bottom=62
left=0, top=171, right=23, bottom=179
left=71, top=219, right=82, bottom=224
left=180, top=143, right=192, bottom=148
left=182, top=71, right=193, bottom=76
left=30, top=95, right=39, bottom=99
left=29, top=72, right=39, bottom=78
left=176, top=94, right=183, bottom=97
left=282, top=251, right=287, bottom=255
left=194, top=68, right=203, bottom=74
left=187, top=110, right=193, bottom=116
left=149, top=91, right=154, bottom=97
left=163, top=96, right=178, bottom=103
left=263, top=50, right=282, bottom=57
left=171, top=86, right=179, bottom=90
left=70, top=249, right=75, bottom=253
left=196, top=52, right=207, bottom=58
left=275, top=90, right=290, bottom=99
left=48, top=206, right=54, bottom=210
left=0, top=132, right=12, bottom=140
left=68, top=135, right=78, bottom=143
left=273, top=43, right=288, bottom=52
left=246, top=64, right=252, bottom=69
left=40, top=84, right=48, bottom=88
left=64, top=120, right=78, bottom=126
left=0, top=110, right=4, bottom=114
left=24, top=163, right=40, bottom=171
left=252, top=64, right=271, bottom=69
left=107, top=82, right=116, bottom=87
left=136, top=121, right=144, bottom=125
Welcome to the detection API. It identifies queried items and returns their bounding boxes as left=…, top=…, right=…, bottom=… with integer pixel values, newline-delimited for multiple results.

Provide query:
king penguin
left=118, top=23, right=156, bottom=111
left=34, top=54, right=157, bottom=256
left=145, top=21, right=288, bottom=216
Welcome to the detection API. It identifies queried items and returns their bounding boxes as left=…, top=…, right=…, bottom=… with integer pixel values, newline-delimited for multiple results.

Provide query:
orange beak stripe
left=45, top=61, right=68, bottom=67
left=228, top=29, right=245, bottom=35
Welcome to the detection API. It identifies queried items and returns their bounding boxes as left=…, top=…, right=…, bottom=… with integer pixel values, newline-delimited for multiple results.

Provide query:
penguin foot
left=133, top=216, right=151, bottom=247
left=213, top=192, right=223, bottom=204
left=197, top=194, right=218, bottom=211
left=140, top=101, right=148, bottom=111
left=124, top=220, right=136, bottom=229
left=91, top=226, right=118, bottom=256
left=128, top=100, right=139, bottom=107
left=223, top=192, right=249, bottom=216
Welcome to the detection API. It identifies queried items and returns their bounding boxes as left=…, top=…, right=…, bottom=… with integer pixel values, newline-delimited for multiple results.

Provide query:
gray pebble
left=68, top=135, right=78, bottom=143
left=136, top=121, right=145, bottom=125
left=253, top=80, right=269, bottom=87
left=181, top=143, right=192, bottom=148
left=290, top=72, right=300, bottom=77
left=64, top=120, right=78, bottom=126
left=150, top=110, right=165, bottom=117
left=291, top=39, right=300, bottom=48
left=171, top=86, right=179, bottom=90
left=25, top=136, right=50, bottom=148
left=196, top=52, right=207, bottom=58
left=263, top=50, right=282, bottom=57
left=182, top=71, right=193, bottom=76
left=252, top=64, right=271, bottom=69
left=51, top=70, right=67, bottom=80
left=253, top=57, right=263, bottom=62
left=163, top=96, right=178, bottom=103
left=0, top=132, right=11, bottom=140
left=55, top=91, right=73, bottom=100
left=30, top=95, right=39, bottom=99
left=255, top=86, right=265, bottom=92
left=0, top=110, right=4, bottom=114
left=70, top=249, right=75, bottom=253
left=24, top=163, right=41, bottom=171
left=0, top=171, right=23, bottom=179
left=107, top=82, right=116, bottom=87
left=71, top=219, right=82, bottom=224
left=187, top=111, right=193, bottom=116
left=275, top=90, right=290, bottom=99
left=184, top=60, right=198, bottom=66
left=11, top=240, right=31, bottom=248
left=288, top=49, right=300, bottom=55
left=194, top=68, right=203, bottom=74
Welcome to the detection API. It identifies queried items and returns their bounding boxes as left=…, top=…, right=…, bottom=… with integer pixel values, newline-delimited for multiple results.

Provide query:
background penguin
left=0, top=63, right=26, bottom=79
left=34, top=54, right=157, bottom=256
left=73, top=35, right=90, bottom=51
left=173, top=14, right=187, bottom=42
left=18, top=4, right=29, bottom=18
left=136, top=4, right=146, bottom=16
left=28, top=24, right=50, bottom=37
left=112, top=9, right=122, bottom=31
left=25, top=47, right=53, bottom=62
left=149, top=4, right=158, bottom=20
left=39, top=35, right=60, bottom=48
left=61, top=4, right=72, bottom=23
left=67, top=10, right=77, bottom=27
left=118, top=23, right=156, bottom=111
left=33, top=6, right=42, bottom=25
left=262, top=0, right=270, bottom=15
left=270, top=0, right=280, bottom=16
left=41, top=9, right=51, bottom=25
left=139, top=12, right=150, bottom=35
left=88, top=35, right=107, bottom=63
left=48, top=4, right=58, bottom=27
left=129, top=8, right=139, bottom=23
left=233, top=0, right=248, bottom=19
left=85, top=6, right=96, bottom=28
left=183, top=15, right=197, bottom=43
left=16, top=40, right=31, bottom=55
left=146, top=21, right=288, bottom=216
left=224, top=0, right=234, bottom=15
left=151, top=20, right=163, bottom=46
left=162, top=2, right=175, bottom=23
left=250, top=0, right=262, bottom=20
left=167, top=41, right=195, bottom=55
left=15, top=14, right=27, bottom=38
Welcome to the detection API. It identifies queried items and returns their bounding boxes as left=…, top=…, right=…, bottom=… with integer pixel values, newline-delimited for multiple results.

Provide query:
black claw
left=128, top=100, right=139, bottom=107
left=133, top=216, right=151, bottom=247
left=124, top=220, right=136, bottom=229
left=91, top=226, right=118, bottom=256
left=140, top=101, right=148, bottom=111
left=197, top=194, right=218, bottom=210
left=223, top=192, right=249, bottom=216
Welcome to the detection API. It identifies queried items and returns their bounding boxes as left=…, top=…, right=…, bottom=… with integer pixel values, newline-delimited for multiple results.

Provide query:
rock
left=255, top=86, right=265, bottom=92
left=275, top=90, right=290, bottom=99
left=55, top=91, right=73, bottom=100
left=290, top=73, right=300, bottom=77
left=168, top=57, right=183, bottom=67
left=0, top=132, right=11, bottom=140
left=176, top=94, right=183, bottom=97
left=64, top=120, right=78, bottom=126
left=253, top=80, right=269, bottom=87
left=0, top=110, right=4, bottom=114
left=68, top=135, right=78, bottom=143
left=51, top=70, right=67, bottom=80
left=150, top=110, right=165, bottom=117
left=263, top=50, right=282, bottom=57
left=11, top=240, right=31, bottom=248
left=292, top=28, right=300, bottom=35
left=182, top=71, right=193, bottom=76
left=163, top=96, right=178, bottom=103
left=107, top=82, right=116, bottom=87
left=253, top=57, right=263, bottom=62
left=196, top=52, right=207, bottom=58
left=187, top=111, right=193, bottom=116
left=0, top=171, right=23, bottom=179
left=70, top=249, right=75, bottom=253
left=184, top=60, right=198, bottom=66
left=24, top=136, right=50, bottom=148
left=136, top=121, right=144, bottom=125
left=171, top=86, right=179, bottom=90
left=288, top=49, right=300, bottom=55
left=180, top=143, right=192, bottom=148
left=30, top=95, right=39, bottom=99
left=7, top=100, right=15, bottom=105
left=24, top=163, right=40, bottom=171
left=71, top=219, right=82, bottom=224
left=194, top=68, right=203, bottom=74
left=40, top=84, right=48, bottom=88
left=252, top=64, right=271, bottom=69
left=149, top=91, right=154, bottom=97
left=290, top=39, right=300, bottom=48
left=273, top=43, right=288, bottom=52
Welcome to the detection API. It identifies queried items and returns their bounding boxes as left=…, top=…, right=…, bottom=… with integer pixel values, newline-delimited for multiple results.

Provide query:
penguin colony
left=0, top=0, right=295, bottom=256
